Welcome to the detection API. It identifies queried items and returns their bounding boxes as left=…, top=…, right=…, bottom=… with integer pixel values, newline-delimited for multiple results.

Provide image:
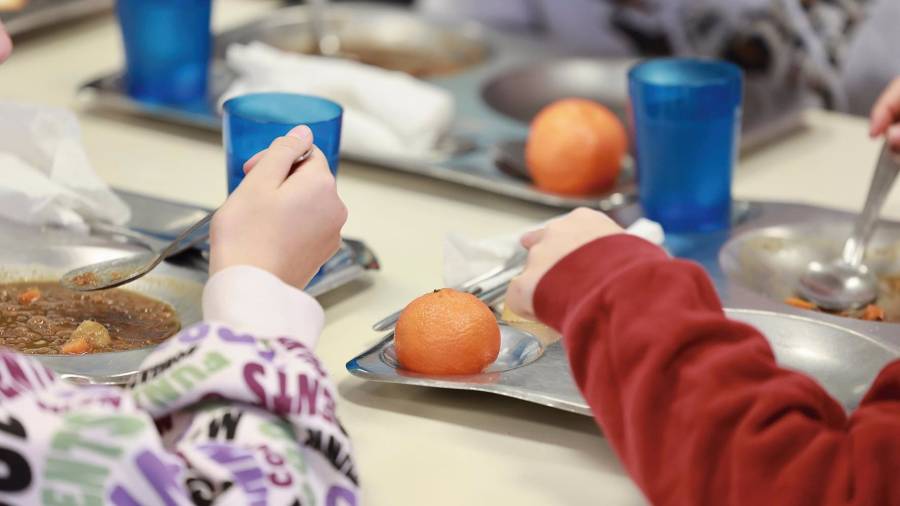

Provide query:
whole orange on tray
left=394, top=289, right=501, bottom=375
left=525, top=98, right=628, bottom=196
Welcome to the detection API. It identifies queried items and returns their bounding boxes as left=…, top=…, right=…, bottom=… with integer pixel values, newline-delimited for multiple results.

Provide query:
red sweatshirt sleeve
left=534, top=234, right=900, bottom=506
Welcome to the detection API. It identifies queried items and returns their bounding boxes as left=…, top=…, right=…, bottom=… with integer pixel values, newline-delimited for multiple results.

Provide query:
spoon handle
left=842, top=143, right=900, bottom=267
left=144, top=209, right=217, bottom=272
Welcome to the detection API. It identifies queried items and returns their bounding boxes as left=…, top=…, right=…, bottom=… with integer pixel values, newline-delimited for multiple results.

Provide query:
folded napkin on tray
left=223, top=42, right=455, bottom=159
left=0, top=102, right=130, bottom=233
left=443, top=217, right=665, bottom=287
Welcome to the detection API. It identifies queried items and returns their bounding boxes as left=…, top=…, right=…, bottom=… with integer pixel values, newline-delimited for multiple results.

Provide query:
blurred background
left=5, top=0, right=897, bottom=117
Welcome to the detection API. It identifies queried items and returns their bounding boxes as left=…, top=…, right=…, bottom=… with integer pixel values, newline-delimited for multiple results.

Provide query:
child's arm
left=509, top=209, right=900, bottom=506
left=0, top=126, right=358, bottom=505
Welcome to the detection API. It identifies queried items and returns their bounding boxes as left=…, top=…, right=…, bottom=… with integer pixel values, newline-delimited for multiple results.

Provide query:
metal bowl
left=216, top=3, right=489, bottom=78
left=0, top=242, right=205, bottom=381
left=481, top=58, right=634, bottom=124
left=727, top=309, right=897, bottom=411
left=720, top=221, right=900, bottom=321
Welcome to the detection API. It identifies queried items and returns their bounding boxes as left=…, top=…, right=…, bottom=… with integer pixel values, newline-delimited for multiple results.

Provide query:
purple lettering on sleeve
left=110, top=486, right=142, bottom=506
left=178, top=323, right=211, bottom=343
left=298, top=375, right=319, bottom=417
left=198, top=443, right=267, bottom=505
left=218, top=327, right=255, bottom=345
left=243, top=363, right=267, bottom=408
left=326, top=486, right=357, bottom=506
left=135, top=450, right=190, bottom=505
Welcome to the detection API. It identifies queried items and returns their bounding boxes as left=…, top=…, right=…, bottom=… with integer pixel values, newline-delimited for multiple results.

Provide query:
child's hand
left=870, top=77, right=900, bottom=152
left=0, top=20, right=11, bottom=63
left=209, top=125, right=348, bottom=289
left=507, top=208, right=623, bottom=320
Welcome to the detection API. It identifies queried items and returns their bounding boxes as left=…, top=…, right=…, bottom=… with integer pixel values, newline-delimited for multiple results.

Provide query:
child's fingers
left=520, top=228, right=545, bottom=249
left=242, top=125, right=314, bottom=190
left=870, top=79, right=900, bottom=138
left=281, top=146, right=333, bottom=193
left=242, top=151, right=265, bottom=175
left=889, top=125, right=900, bottom=153
left=0, top=20, right=12, bottom=63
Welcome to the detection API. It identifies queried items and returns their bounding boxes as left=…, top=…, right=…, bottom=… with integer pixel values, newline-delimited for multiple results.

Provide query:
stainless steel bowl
left=216, top=3, right=489, bottom=78
left=720, top=221, right=900, bottom=321
left=728, top=309, right=897, bottom=411
left=481, top=58, right=634, bottom=124
left=0, top=241, right=205, bottom=381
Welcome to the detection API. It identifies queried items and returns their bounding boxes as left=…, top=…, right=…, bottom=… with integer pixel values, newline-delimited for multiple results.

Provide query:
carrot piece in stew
left=17, top=288, right=41, bottom=305
left=784, top=297, right=817, bottom=310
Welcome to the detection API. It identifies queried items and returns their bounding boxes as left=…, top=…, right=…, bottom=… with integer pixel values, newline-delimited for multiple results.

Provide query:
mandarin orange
left=525, top=98, right=628, bottom=195
left=394, top=289, right=500, bottom=375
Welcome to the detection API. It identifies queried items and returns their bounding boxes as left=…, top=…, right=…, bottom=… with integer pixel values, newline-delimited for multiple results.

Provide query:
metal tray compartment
left=348, top=201, right=900, bottom=415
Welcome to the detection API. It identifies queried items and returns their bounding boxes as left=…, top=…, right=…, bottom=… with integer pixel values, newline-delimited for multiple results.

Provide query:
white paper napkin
left=223, top=42, right=455, bottom=159
left=443, top=217, right=665, bottom=287
left=0, top=102, right=130, bottom=233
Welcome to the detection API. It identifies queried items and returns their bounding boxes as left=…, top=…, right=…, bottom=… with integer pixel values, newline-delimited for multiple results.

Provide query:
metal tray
left=76, top=4, right=656, bottom=210
left=113, top=189, right=379, bottom=298
left=347, top=200, right=900, bottom=415
left=0, top=190, right=378, bottom=382
left=2, top=0, right=112, bottom=36
left=79, top=3, right=803, bottom=211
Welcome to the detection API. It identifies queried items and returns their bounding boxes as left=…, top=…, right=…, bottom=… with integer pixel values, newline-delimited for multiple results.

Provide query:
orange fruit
left=394, top=289, right=501, bottom=375
left=525, top=98, right=627, bottom=195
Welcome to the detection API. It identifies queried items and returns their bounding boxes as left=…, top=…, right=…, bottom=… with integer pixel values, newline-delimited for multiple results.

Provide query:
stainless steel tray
left=113, top=189, right=379, bottom=298
left=79, top=3, right=803, bottom=210
left=76, top=4, right=642, bottom=210
left=347, top=200, right=900, bottom=415
left=0, top=190, right=378, bottom=382
left=2, top=0, right=112, bottom=36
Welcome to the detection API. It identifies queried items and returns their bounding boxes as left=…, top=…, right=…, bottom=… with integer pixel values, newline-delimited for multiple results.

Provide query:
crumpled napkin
left=223, top=42, right=455, bottom=159
left=444, top=217, right=665, bottom=287
left=0, top=102, right=130, bottom=233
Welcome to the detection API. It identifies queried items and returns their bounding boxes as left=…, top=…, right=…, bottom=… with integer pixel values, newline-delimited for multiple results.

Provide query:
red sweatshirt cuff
left=533, top=234, right=669, bottom=331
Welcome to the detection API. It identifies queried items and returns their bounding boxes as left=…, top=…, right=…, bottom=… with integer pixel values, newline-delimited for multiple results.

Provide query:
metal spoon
left=61, top=149, right=313, bottom=292
left=797, top=143, right=900, bottom=311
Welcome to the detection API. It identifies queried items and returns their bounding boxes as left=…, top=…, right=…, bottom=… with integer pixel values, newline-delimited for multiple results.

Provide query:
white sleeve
left=202, top=265, right=324, bottom=348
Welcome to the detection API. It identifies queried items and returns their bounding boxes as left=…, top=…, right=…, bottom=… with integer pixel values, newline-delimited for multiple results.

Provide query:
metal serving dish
left=721, top=221, right=900, bottom=321
left=0, top=227, right=205, bottom=382
left=79, top=3, right=637, bottom=211
left=1, top=0, right=112, bottom=36
left=216, top=4, right=488, bottom=78
left=348, top=306, right=896, bottom=415
left=348, top=201, right=900, bottom=415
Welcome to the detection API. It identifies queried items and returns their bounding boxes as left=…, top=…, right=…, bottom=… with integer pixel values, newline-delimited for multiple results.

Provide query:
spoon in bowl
left=61, top=149, right=313, bottom=292
left=796, top=143, right=900, bottom=311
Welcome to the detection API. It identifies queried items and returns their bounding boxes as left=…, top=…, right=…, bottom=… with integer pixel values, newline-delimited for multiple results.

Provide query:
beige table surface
left=1, top=2, right=895, bottom=505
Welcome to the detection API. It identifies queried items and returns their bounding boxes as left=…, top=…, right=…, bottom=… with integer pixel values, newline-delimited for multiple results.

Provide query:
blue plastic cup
left=223, top=93, right=343, bottom=287
left=629, top=58, right=743, bottom=233
left=116, top=0, right=212, bottom=104
left=223, top=93, right=343, bottom=194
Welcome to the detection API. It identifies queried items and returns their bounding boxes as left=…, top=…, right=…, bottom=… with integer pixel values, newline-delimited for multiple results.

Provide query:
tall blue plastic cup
left=116, top=0, right=212, bottom=104
left=629, top=58, right=743, bottom=233
left=223, top=93, right=343, bottom=194
left=223, top=93, right=343, bottom=288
